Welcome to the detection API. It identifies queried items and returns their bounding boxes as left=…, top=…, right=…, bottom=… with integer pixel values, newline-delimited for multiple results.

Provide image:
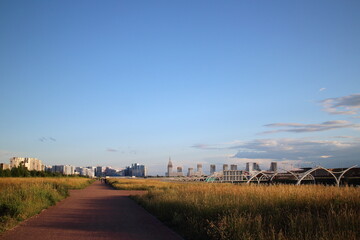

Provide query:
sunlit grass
left=107, top=178, right=173, bottom=190
left=110, top=178, right=360, bottom=240
left=0, top=177, right=93, bottom=233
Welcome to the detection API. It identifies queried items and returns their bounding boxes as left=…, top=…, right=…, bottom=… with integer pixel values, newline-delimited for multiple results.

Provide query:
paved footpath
left=0, top=181, right=183, bottom=240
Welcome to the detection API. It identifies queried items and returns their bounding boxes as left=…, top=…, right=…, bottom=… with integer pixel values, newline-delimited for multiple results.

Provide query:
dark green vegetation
left=110, top=179, right=360, bottom=240
left=0, top=178, right=94, bottom=233
left=0, top=165, right=74, bottom=177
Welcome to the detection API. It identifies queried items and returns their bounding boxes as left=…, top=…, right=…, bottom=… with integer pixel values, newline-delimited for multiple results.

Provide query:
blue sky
left=1, top=0, right=359, bottom=175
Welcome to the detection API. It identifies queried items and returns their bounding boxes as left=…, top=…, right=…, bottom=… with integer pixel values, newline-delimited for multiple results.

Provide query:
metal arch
left=270, top=168, right=299, bottom=182
left=246, top=171, right=267, bottom=184
left=296, top=166, right=337, bottom=185
left=258, top=174, right=271, bottom=184
left=270, top=172, right=280, bottom=182
left=282, top=168, right=300, bottom=181
left=336, top=165, right=357, bottom=186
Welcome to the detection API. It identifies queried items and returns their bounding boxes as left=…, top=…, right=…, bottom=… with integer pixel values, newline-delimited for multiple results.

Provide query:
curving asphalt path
left=0, top=181, right=183, bottom=240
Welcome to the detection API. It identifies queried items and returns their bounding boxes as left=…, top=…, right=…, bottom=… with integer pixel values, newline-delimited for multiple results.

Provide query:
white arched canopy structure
left=246, top=171, right=272, bottom=184
left=296, top=165, right=357, bottom=186
left=270, top=168, right=300, bottom=182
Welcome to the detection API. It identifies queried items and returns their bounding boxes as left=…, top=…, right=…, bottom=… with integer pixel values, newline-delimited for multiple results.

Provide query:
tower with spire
left=167, top=157, right=173, bottom=177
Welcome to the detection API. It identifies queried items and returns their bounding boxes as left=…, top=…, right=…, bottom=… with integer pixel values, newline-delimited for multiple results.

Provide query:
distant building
left=51, top=165, right=75, bottom=175
left=10, top=157, right=44, bottom=171
left=230, top=164, right=237, bottom=170
left=210, top=164, right=216, bottom=175
left=223, top=164, right=229, bottom=171
left=74, top=167, right=95, bottom=177
left=270, top=162, right=277, bottom=172
left=167, top=158, right=173, bottom=177
left=166, top=158, right=183, bottom=177
left=196, top=163, right=203, bottom=176
left=83, top=167, right=95, bottom=177
left=64, top=165, right=75, bottom=175
left=187, top=167, right=195, bottom=177
left=104, top=167, right=118, bottom=176
left=177, top=167, right=183, bottom=176
left=125, top=163, right=147, bottom=177
left=95, top=166, right=103, bottom=177
left=0, top=163, right=10, bottom=170
left=246, top=162, right=261, bottom=172
left=223, top=170, right=247, bottom=182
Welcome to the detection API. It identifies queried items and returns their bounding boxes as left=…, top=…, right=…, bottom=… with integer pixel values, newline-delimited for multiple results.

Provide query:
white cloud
left=262, top=120, right=360, bottom=134
left=231, top=138, right=360, bottom=168
left=321, top=93, right=360, bottom=115
left=319, top=88, right=326, bottom=92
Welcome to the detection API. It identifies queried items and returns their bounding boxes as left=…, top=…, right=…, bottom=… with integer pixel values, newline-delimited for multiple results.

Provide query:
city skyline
left=1, top=1, right=360, bottom=175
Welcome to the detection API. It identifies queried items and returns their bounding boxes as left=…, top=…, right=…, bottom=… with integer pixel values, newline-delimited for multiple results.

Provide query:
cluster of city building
left=166, top=158, right=205, bottom=177
left=166, top=158, right=278, bottom=177
left=0, top=157, right=147, bottom=178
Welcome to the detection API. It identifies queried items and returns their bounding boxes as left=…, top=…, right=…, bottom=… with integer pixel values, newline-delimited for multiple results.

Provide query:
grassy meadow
left=109, top=178, right=360, bottom=240
left=0, top=177, right=93, bottom=233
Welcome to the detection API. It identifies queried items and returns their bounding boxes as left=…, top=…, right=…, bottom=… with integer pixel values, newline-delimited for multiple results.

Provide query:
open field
left=109, top=178, right=360, bottom=240
left=0, top=177, right=94, bottom=233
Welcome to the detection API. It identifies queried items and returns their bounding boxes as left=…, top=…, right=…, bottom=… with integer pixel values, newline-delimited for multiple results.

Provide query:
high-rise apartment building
left=223, top=164, right=229, bottom=171
left=51, top=165, right=75, bottom=175
left=210, top=164, right=216, bottom=175
left=177, top=167, right=183, bottom=176
left=230, top=164, right=237, bottom=170
left=246, top=162, right=261, bottom=172
left=187, top=168, right=194, bottom=177
left=270, top=162, right=278, bottom=172
left=10, top=157, right=43, bottom=171
left=96, top=166, right=103, bottom=177
left=196, top=163, right=203, bottom=176
left=127, top=163, right=147, bottom=177
left=167, top=158, right=173, bottom=177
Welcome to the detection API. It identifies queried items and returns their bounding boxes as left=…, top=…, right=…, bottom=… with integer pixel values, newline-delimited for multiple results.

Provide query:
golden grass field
left=0, top=177, right=93, bottom=233
left=108, top=178, right=360, bottom=240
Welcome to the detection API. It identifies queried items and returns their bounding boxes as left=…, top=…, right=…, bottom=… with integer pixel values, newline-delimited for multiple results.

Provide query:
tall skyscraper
left=96, top=166, right=103, bottom=177
left=197, top=163, right=203, bottom=176
left=246, top=162, right=260, bottom=172
left=167, top=157, right=173, bottom=177
left=187, top=167, right=194, bottom=177
left=210, top=164, right=216, bottom=175
left=223, top=164, right=229, bottom=171
left=270, top=162, right=277, bottom=172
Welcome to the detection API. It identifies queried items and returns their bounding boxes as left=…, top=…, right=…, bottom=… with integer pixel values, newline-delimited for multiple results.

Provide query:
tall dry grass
left=110, top=179, right=360, bottom=240
left=0, top=177, right=93, bottom=232
left=107, top=178, right=172, bottom=190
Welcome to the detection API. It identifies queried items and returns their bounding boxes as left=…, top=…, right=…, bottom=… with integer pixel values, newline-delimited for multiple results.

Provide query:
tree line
left=0, top=165, right=76, bottom=177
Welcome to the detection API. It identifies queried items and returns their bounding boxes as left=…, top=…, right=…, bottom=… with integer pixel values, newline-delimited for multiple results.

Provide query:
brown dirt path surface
left=0, top=181, right=183, bottom=240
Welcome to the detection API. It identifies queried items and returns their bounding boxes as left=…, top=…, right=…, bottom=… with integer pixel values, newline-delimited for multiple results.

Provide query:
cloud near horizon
left=321, top=93, right=360, bottom=115
left=193, top=138, right=360, bottom=168
left=262, top=120, right=360, bottom=134
left=106, top=148, right=118, bottom=152
left=231, top=138, right=360, bottom=168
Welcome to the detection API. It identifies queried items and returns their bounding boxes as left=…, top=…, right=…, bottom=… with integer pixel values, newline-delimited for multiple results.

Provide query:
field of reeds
left=107, top=178, right=172, bottom=190
left=0, top=177, right=94, bottom=233
left=109, top=178, right=360, bottom=240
